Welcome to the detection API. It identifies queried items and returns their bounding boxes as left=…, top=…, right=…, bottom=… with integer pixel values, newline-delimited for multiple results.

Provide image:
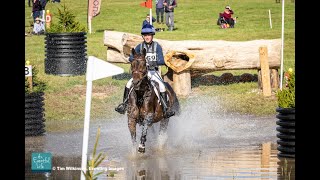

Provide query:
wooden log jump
left=104, top=30, right=281, bottom=97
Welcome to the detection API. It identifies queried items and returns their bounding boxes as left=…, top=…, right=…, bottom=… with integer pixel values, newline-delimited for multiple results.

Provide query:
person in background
left=163, top=0, right=177, bottom=31
left=33, top=17, right=45, bottom=35
left=32, top=0, right=43, bottom=22
left=155, top=0, right=165, bottom=24
left=220, top=5, right=236, bottom=28
left=142, top=14, right=156, bottom=28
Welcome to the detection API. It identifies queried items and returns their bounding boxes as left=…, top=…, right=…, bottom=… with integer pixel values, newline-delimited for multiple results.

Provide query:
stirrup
left=164, top=110, right=175, bottom=118
left=115, top=103, right=126, bottom=114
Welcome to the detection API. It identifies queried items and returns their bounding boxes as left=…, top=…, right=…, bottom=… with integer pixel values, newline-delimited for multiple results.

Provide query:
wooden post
left=261, top=142, right=271, bottom=166
left=261, top=142, right=271, bottom=176
left=173, top=70, right=191, bottom=97
left=258, top=69, right=279, bottom=90
left=259, top=46, right=271, bottom=96
left=28, top=75, right=33, bottom=90
left=270, top=69, right=279, bottom=90
left=163, top=68, right=174, bottom=88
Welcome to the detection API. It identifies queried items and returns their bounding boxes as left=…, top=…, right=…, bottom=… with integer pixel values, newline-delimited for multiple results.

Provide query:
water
left=25, top=96, right=295, bottom=179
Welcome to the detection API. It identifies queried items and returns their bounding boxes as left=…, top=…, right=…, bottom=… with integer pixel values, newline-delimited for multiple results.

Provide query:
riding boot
left=115, top=87, right=130, bottom=114
left=160, top=92, right=175, bottom=118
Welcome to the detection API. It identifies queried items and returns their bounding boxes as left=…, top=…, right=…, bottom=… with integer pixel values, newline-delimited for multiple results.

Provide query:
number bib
left=145, top=52, right=157, bottom=62
left=145, top=52, right=157, bottom=70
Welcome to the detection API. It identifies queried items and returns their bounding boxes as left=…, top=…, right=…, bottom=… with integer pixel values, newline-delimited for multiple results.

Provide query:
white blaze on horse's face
left=142, top=34, right=153, bottom=44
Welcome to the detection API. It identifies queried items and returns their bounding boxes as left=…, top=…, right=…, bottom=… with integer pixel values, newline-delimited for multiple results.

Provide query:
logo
left=31, top=152, right=52, bottom=172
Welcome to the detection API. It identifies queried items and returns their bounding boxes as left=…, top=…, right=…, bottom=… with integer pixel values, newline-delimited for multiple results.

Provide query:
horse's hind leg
left=158, top=118, right=169, bottom=150
left=159, top=118, right=169, bottom=135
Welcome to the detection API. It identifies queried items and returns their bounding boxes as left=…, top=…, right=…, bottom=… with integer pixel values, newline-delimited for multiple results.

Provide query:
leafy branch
left=25, top=65, right=47, bottom=94
left=47, top=4, right=86, bottom=33
left=82, top=127, right=108, bottom=180
left=276, top=69, right=295, bottom=108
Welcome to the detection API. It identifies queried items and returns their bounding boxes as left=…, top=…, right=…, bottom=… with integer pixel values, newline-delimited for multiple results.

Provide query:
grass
left=281, top=158, right=293, bottom=180
left=25, top=0, right=295, bottom=132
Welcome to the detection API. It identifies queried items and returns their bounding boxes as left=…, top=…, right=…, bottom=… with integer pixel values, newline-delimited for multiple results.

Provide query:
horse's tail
left=164, top=82, right=181, bottom=116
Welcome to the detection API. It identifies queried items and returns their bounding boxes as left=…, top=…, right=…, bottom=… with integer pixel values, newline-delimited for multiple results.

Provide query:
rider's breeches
left=126, top=70, right=166, bottom=92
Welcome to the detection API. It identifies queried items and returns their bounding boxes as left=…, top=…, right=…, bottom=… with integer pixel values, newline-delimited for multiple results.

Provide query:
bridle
left=131, top=57, right=148, bottom=89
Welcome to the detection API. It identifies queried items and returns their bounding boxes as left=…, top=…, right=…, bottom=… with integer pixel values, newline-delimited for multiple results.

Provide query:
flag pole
left=279, top=0, right=285, bottom=90
left=269, top=9, right=272, bottom=29
left=150, top=8, right=152, bottom=25
left=149, top=0, right=152, bottom=25
left=88, top=16, right=92, bottom=34
left=87, top=0, right=92, bottom=34
left=80, top=57, right=94, bottom=180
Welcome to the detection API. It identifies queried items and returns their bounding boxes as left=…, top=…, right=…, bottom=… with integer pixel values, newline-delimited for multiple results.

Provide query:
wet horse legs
left=159, top=118, right=169, bottom=135
left=138, top=114, right=153, bottom=153
left=128, top=118, right=137, bottom=144
left=138, top=125, right=148, bottom=153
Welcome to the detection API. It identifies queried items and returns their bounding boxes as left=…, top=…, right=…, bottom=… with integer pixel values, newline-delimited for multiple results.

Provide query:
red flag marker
left=140, top=0, right=152, bottom=8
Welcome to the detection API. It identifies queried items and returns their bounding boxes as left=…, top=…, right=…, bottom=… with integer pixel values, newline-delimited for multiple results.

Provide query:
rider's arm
left=128, top=45, right=141, bottom=62
left=172, top=0, right=177, bottom=8
left=156, top=44, right=165, bottom=66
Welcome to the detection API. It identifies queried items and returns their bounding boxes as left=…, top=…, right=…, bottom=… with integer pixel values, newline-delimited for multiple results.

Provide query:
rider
left=115, top=23, right=175, bottom=118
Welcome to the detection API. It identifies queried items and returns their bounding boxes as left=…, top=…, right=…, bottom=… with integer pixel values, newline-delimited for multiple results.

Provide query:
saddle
left=126, top=80, right=166, bottom=106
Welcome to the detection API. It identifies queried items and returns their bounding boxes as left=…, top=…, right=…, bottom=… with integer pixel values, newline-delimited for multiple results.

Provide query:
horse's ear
left=142, top=48, right=147, bottom=57
left=131, top=48, right=136, bottom=56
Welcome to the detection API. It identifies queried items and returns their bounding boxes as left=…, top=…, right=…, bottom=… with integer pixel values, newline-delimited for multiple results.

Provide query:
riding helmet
left=141, top=24, right=156, bottom=35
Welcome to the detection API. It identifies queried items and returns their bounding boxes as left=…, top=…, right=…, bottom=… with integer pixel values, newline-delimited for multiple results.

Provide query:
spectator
left=33, top=17, right=45, bottom=35
left=155, top=0, right=165, bottom=24
left=219, top=5, right=236, bottom=28
left=163, top=0, right=177, bottom=31
left=32, top=0, right=43, bottom=22
left=142, top=14, right=156, bottom=28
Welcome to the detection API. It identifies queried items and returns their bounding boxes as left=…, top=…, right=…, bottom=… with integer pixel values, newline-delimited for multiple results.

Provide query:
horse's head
left=131, top=48, right=147, bottom=90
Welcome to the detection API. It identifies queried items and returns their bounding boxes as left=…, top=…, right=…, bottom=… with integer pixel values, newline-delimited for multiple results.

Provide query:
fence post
left=259, top=46, right=271, bottom=97
left=173, top=70, right=191, bottom=97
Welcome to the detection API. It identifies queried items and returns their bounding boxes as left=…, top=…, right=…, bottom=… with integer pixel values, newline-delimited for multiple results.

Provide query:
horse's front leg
left=127, top=97, right=139, bottom=147
left=138, top=113, right=154, bottom=153
left=128, top=117, right=137, bottom=145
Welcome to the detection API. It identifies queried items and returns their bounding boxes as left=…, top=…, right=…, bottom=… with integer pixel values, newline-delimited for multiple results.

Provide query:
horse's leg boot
left=160, top=92, right=175, bottom=118
left=138, top=143, right=146, bottom=153
left=115, top=87, right=130, bottom=114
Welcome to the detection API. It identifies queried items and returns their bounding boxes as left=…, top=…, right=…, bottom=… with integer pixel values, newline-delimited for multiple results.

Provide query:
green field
left=25, top=0, right=295, bottom=132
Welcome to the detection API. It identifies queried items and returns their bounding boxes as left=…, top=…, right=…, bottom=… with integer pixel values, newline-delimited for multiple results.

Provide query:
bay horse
left=126, top=48, right=180, bottom=153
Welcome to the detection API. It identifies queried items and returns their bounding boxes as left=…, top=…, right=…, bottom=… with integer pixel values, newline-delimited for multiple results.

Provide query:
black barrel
left=276, top=107, right=295, bottom=158
left=44, top=32, right=87, bottom=76
left=25, top=92, right=46, bottom=136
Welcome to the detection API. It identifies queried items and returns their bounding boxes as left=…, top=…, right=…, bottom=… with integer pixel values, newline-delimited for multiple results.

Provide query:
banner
left=88, top=0, right=102, bottom=19
left=140, top=0, right=152, bottom=8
